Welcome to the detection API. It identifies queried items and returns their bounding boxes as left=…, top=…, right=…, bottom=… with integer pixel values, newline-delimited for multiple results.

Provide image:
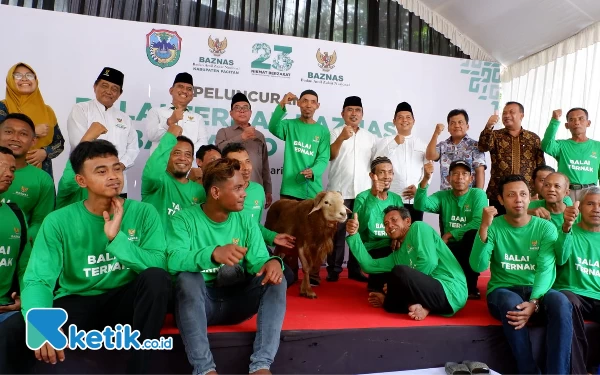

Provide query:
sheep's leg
left=298, top=246, right=316, bottom=299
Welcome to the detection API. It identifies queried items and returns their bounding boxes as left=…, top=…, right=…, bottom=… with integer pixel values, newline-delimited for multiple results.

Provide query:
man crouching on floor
left=346, top=206, right=467, bottom=320
left=166, top=157, right=286, bottom=375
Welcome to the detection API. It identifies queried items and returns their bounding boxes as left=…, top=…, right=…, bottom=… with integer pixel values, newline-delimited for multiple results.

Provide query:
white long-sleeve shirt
left=66, top=99, right=140, bottom=194
left=144, top=106, right=209, bottom=156
left=327, top=126, right=377, bottom=199
left=375, top=134, right=427, bottom=204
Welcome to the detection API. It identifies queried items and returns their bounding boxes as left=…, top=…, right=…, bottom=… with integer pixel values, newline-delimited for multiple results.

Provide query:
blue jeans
left=487, top=287, right=572, bottom=374
left=175, top=272, right=287, bottom=374
left=0, top=311, right=18, bottom=324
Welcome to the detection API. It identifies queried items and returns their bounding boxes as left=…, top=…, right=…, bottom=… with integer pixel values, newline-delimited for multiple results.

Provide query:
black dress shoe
left=309, top=277, right=321, bottom=286
left=348, top=271, right=368, bottom=282
left=326, top=272, right=340, bottom=282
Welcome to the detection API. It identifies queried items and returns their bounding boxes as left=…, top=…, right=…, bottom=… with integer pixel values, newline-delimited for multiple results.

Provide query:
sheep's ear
left=309, top=192, right=327, bottom=215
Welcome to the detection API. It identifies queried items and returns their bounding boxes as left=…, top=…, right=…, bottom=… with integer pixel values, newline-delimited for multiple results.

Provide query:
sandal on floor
left=462, top=360, right=490, bottom=374
left=445, top=362, right=470, bottom=375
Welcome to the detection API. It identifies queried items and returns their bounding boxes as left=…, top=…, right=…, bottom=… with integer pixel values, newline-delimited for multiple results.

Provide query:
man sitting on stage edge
left=352, top=156, right=404, bottom=292
left=346, top=206, right=467, bottom=320
left=469, top=174, right=572, bottom=374
left=222, top=142, right=296, bottom=286
left=21, top=140, right=171, bottom=373
left=553, top=187, right=600, bottom=374
left=142, top=123, right=206, bottom=232
left=414, top=160, right=488, bottom=299
left=527, top=172, right=574, bottom=230
left=167, top=158, right=286, bottom=375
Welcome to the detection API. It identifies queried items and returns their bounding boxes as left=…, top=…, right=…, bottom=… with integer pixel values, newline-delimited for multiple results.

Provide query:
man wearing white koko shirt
left=375, top=101, right=427, bottom=221
left=327, top=96, right=376, bottom=282
left=145, top=72, right=208, bottom=159
left=66, top=67, right=139, bottom=197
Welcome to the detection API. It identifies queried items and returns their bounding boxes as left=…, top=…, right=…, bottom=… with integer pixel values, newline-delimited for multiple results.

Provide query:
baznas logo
left=316, top=49, right=337, bottom=72
left=146, top=29, right=182, bottom=69
left=208, top=36, right=227, bottom=56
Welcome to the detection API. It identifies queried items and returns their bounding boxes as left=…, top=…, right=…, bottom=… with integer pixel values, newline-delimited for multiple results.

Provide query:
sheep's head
left=308, top=191, right=351, bottom=223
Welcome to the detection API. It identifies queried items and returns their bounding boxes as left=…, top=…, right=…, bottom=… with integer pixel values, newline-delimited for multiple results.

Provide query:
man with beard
left=142, top=123, right=206, bottom=232
left=527, top=172, right=574, bottom=230
left=0, top=113, right=55, bottom=242
left=21, top=140, right=171, bottom=373
left=326, top=96, right=376, bottom=283
left=542, top=108, right=600, bottom=202
left=268, top=90, right=330, bottom=200
left=478, top=102, right=545, bottom=215
left=470, top=174, right=571, bottom=374
left=67, top=67, right=139, bottom=198
left=553, top=187, right=600, bottom=374
left=375, top=102, right=427, bottom=221
left=145, top=73, right=208, bottom=157
left=351, top=156, right=403, bottom=292
left=167, top=158, right=286, bottom=375
left=346, top=206, right=467, bottom=320
left=415, top=160, right=488, bottom=299
left=216, top=93, right=273, bottom=208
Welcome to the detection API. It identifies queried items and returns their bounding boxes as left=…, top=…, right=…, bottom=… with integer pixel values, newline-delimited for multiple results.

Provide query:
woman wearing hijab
left=0, top=63, right=65, bottom=179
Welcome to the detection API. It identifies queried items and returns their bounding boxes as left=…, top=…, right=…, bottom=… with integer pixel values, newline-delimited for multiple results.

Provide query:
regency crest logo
left=146, top=29, right=182, bottom=69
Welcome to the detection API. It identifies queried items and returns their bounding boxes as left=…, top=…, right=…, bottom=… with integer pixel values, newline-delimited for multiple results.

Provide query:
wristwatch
left=529, top=298, right=539, bottom=313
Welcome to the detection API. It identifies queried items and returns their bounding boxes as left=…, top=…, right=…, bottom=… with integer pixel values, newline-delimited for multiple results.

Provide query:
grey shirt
left=215, top=124, right=272, bottom=194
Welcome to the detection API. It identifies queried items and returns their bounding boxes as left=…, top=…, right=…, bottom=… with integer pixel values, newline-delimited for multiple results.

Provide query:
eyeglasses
left=232, top=105, right=250, bottom=112
left=13, top=73, right=36, bottom=81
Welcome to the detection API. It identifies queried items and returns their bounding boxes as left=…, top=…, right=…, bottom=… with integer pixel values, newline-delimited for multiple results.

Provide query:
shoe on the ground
left=309, top=277, right=321, bottom=286
left=348, top=271, right=368, bottom=282
left=468, top=290, right=481, bottom=300
left=326, top=272, right=339, bottom=282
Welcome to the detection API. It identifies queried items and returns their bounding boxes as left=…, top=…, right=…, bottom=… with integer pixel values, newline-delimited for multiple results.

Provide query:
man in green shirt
left=527, top=172, right=573, bottom=230
left=0, top=113, right=55, bottom=242
left=0, top=146, right=35, bottom=374
left=222, top=142, right=296, bottom=286
left=21, top=140, right=171, bottom=373
left=142, top=123, right=206, bottom=232
left=531, top=165, right=555, bottom=201
left=268, top=90, right=330, bottom=200
left=542, top=108, right=600, bottom=203
left=553, top=187, right=600, bottom=374
left=167, top=158, right=286, bottom=375
left=470, top=174, right=571, bottom=374
left=415, top=159, right=488, bottom=299
left=346, top=206, right=467, bottom=320
left=351, top=156, right=404, bottom=291
left=188, top=144, right=222, bottom=185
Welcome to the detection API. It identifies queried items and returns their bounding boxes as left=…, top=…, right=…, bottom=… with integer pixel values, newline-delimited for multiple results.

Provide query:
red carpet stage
left=34, top=270, right=600, bottom=374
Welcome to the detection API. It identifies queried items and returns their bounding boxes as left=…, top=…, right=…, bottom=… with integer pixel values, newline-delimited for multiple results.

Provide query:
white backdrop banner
left=0, top=5, right=501, bottom=229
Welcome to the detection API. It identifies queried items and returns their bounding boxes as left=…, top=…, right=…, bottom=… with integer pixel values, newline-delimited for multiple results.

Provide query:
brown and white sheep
left=265, top=191, right=350, bottom=298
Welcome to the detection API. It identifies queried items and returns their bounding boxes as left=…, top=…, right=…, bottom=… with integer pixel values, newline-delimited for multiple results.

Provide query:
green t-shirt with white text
left=268, top=105, right=331, bottom=199
left=470, top=216, right=558, bottom=299
left=0, top=164, right=55, bottom=241
left=353, top=189, right=404, bottom=251
left=0, top=204, right=32, bottom=305
left=542, top=118, right=600, bottom=185
left=414, top=186, right=488, bottom=241
left=21, top=200, right=167, bottom=316
left=347, top=221, right=467, bottom=315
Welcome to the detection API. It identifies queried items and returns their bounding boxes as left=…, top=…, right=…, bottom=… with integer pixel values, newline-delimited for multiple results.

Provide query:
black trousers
left=405, top=203, right=424, bottom=222
left=328, top=199, right=360, bottom=275
left=37, top=268, right=171, bottom=374
left=0, top=312, right=35, bottom=374
left=561, top=290, right=600, bottom=374
left=488, top=199, right=507, bottom=216
left=366, top=247, right=393, bottom=292
left=446, top=230, right=479, bottom=293
left=383, top=265, right=453, bottom=315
